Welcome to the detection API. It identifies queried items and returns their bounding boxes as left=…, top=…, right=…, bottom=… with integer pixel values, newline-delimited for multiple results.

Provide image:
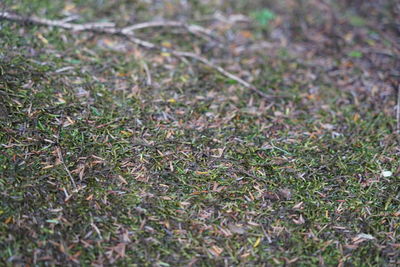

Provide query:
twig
left=56, top=146, right=77, bottom=189
left=177, top=51, right=272, bottom=99
left=270, top=141, right=291, bottom=155
left=193, top=12, right=250, bottom=24
left=0, top=11, right=117, bottom=33
left=0, top=12, right=218, bottom=41
left=397, top=84, right=400, bottom=134
left=0, top=11, right=273, bottom=100
left=141, top=60, right=152, bottom=86
left=234, top=41, right=274, bottom=54
left=121, top=20, right=220, bottom=43
left=212, top=12, right=251, bottom=24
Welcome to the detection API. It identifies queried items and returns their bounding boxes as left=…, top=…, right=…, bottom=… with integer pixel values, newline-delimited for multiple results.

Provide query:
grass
left=1, top=0, right=399, bottom=266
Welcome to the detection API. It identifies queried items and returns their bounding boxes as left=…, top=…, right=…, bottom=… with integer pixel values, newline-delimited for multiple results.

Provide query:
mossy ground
left=1, top=0, right=399, bottom=266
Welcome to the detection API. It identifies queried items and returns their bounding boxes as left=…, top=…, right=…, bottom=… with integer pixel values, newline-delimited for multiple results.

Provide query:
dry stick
left=56, top=146, right=77, bottom=190
left=397, top=84, right=400, bottom=134
left=121, top=20, right=219, bottom=43
left=0, top=11, right=119, bottom=33
left=0, top=12, right=219, bottom=48
left=0, top=11, right=272, bottom=100
left=141, top=60, right=152, bottom=86
left=196, top=13, right=251, bottom=24
left=176, top=51, right=272, bottom=99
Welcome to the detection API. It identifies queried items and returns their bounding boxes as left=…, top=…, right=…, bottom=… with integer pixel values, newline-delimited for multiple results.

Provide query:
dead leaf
left=240, top=30, right=253, bottom=39
left=218, top=227, right=232, bottom=237
left=208, top=245, right=223, bottom=257
left=278, top=188, right=292, bottom=200
left=253, top=237, right=262, bottom=248
left=228, top=224, right=246, bottom=234
left=284, top=257, right=299, bottom=264
left=293, top=214, right=305, bottom=225
left=4, top=216, right=13, bottom=224
left=292, top=202, right=304, bottom=210
left=113, top=243, right=126, bottom=258
left=241, top=252, right=251, bottom=258
left=352, top=233, right=374, bottom=244
left=263, top=191, right=279, bottom=200
left=117, top=175, right=128, bottom=185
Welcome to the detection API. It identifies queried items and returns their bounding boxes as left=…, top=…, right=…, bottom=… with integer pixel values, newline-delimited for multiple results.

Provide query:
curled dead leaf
left=292, top=214, right=305, bottom=225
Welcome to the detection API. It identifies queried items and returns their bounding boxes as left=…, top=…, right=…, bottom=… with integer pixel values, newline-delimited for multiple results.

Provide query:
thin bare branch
left=234, top=41, right=274, bottom=54
left=121, top=20, right=219, bottom=42
left=56, top=146, right=77, bottom=189
left=141, top=60, right=152, bottom=86
left=0, top=11, right=117, bottom=33
left=397, top=84, right=400, bottom=134
left=174, top=51, right=271, bottom=99
left=213, top=12, right=251, bottom=24
left=0, top=11, right=273, bottom=100
left=196, top=12, right=251, bottom=24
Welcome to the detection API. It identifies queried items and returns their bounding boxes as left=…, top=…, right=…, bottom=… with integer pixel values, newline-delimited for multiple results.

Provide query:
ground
left=0, top=0, right=399, bottom=266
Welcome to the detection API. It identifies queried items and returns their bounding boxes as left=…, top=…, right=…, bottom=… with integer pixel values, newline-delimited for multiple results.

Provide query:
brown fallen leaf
left=292, top=202, right=304, bottom=210
left=117, top=175, right=128, bottom=185
left=113, top=243, right=126, bottom=258
left=208, top=245, right=223, bottom=257
left=293, top=214, right=305, bottom=225
left=228, top=224, right=246, bottom=235
left=278, top=188, right=292, bottom=200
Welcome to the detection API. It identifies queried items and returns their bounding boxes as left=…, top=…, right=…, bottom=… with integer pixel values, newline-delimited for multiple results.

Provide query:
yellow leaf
left=353, top=113, right=360, bottom=122
left=253, top=237, right=261, bottom=248
left=63, top=3, right=76, bottom=12
left=120, top=130, right=132, bottom=137
left=5, top=216, right=13, bottom=224
left=161, top=41, right=172, bottom=48
left=36, top=33, right=49, bottom=45
left=117, top=72, right=128, bottom=77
